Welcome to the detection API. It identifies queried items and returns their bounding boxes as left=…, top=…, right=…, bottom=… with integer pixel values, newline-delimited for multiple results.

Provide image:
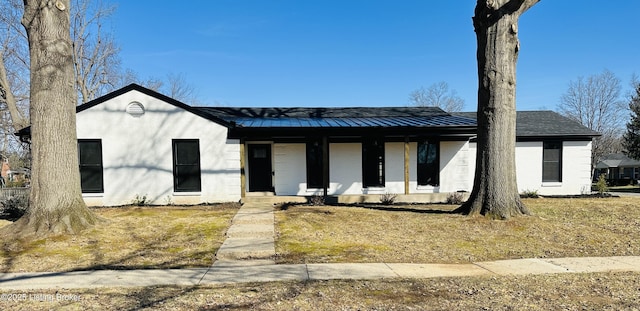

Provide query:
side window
left=78, top=139, right=104, bottom=193
left=173, top=139, right=201, bottom=192
left=542, top=141, right=562, bottom=182
left=418, top=140, right=439, bottom=186
left=362, top=138, right=385, bottom=188
left=306, top=139, right=324, bottom=188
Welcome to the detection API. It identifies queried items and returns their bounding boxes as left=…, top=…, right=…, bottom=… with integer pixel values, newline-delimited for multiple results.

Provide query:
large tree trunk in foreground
left=4, top=0, right=98, bottom=237
left=455, top=0, right=539, bottom=219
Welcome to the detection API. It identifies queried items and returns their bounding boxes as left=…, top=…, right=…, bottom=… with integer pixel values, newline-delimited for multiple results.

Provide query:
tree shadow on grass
left=283, top=202, right=458, bottom=215
left=356, top=204, right=457, bottom=215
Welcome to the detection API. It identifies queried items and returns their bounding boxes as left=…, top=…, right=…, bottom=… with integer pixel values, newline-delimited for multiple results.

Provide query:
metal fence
left=0, top=187, right=30, bottom=202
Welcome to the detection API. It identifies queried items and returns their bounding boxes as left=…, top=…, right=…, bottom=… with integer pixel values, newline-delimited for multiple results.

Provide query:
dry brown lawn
left=0, top=204, right=239, bottom=272
left=275, top=197, right=640, bottom=264
left=1, top=272, right=639, bottom=310
left=1, top=198, right=640, bottom=309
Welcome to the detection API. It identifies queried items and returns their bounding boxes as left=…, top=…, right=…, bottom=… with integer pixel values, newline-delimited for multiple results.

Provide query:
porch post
left=322, top=136, right=329, bottom=197
left=239, top=139, right=246, bottom=199
left=404, top=137, right=410, bottom=195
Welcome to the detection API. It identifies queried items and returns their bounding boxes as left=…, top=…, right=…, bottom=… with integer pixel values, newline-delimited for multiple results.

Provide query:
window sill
left=541, top=182, right=563, bottom=187
left=82, top=193, right=103, bottom=198
left=416, top=185, right=439, bottom=190
left=363, top=187, right=386, bottom=194
left=173, top=192, right=202, bottom=196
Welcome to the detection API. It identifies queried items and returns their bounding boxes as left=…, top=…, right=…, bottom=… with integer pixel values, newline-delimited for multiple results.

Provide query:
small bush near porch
left=275, top=198, right=640, bottom=264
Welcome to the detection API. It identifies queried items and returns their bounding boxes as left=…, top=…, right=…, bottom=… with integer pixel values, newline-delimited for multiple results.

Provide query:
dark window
left=173, top=139, right=201, bottom=192
left=418, top=140, right=439, bottom=186
left=542, top=141, right=562, bottom=182
left=363, top=138, right=385, bottom=187
left=78, top=139, right=104, bottom=193
left=306, top=139, right=325, bottom=188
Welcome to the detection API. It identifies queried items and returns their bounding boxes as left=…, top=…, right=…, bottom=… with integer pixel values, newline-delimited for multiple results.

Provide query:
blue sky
left=111, top=1, right=639, bottom=111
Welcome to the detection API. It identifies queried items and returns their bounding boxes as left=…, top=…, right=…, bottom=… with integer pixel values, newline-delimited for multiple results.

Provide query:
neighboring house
left=6, top=168, right=30, bottom=185
left=0, top=157, right=30, bottom=187
left=18, top=84, right=600, bottom=206
left=594, top=153, right=640, bottom=185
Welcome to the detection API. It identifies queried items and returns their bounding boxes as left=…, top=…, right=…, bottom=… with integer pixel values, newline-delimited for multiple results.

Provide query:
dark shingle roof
left=453, top=111, right=600, bottom=139
left=595, top=153, right=640, bottom=169
left=194, top=107, right=477, bottom=128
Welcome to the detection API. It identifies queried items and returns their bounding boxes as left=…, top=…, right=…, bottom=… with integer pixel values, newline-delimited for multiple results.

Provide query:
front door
left=248, top=144, right=273, bottom=192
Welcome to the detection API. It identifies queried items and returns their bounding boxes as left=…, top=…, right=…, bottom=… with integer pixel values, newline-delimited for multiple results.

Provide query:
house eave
left=227, top=125, right=478, bottom=140
left=515, top=135, right=599, bottom=142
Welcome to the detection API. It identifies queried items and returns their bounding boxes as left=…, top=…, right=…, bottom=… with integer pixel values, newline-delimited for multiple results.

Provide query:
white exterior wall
left=409, top=141, right=470, bottom=194
left=468, top=140, right=593, bottom=195
left=562, top=141, right=593, bottom=195
left=76, top=90, right=241, bottom=206
left=514, top=141, right=543, bottom=192
left=329, top=143, right=363, bottom=195
left=383, top=142, right=405, bottom=194
left=268, top=141, right=471, bottom=196
left=273, top=143, right=307, bottom=195
left=272, top=142, right=409, bottom=195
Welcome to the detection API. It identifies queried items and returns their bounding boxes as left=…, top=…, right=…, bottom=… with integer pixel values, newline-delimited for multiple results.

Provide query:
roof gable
left=76, top=84, right=232, bottom=127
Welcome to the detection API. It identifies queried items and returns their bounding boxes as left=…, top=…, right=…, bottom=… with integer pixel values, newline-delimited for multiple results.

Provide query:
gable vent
left=126, top=102, right=145, bottom=117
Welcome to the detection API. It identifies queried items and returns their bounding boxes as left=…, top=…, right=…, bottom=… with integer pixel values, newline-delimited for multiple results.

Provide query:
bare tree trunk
left=4, top=0, right=98, bottom=237
left=0, top=54, right=28, bottom=131
left=0, top=0, right=30, bottom=135
left=455, top=0, right=539, bottom=219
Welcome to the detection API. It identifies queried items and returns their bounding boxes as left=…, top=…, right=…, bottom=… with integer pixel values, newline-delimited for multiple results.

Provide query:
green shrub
left=595, top=174, right=609, bottom=195
left=520, top=189, right=539, bottom=198
left=6, top=180, right=26, bottom=188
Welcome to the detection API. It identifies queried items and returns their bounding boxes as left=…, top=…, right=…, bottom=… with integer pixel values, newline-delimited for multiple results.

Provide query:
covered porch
left=197, top=106, right=477, bottom=203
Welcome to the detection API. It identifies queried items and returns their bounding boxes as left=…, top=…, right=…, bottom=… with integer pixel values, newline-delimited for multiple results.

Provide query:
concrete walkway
left=213, top=202, right=277, bottom=267
left=0, top=203, right=639, bottom=290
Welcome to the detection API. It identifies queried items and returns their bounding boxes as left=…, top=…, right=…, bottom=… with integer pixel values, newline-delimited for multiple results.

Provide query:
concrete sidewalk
left=0, top=256, right=639, bottom=290
left=609, top=191, right=640, bottom=197
left=1, top=203, right=639, bottom=290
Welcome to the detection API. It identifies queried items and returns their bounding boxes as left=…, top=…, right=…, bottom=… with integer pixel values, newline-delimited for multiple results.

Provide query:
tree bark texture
left=7, top=0, right=98, bottom=237
left=455, top=0, right=539, bottom=219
